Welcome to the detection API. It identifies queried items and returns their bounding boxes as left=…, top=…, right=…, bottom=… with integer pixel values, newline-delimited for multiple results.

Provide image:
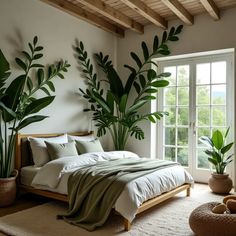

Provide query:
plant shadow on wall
left=0, top=36, right=70, bottom=180
left=75, top=25, right=183, bottom=150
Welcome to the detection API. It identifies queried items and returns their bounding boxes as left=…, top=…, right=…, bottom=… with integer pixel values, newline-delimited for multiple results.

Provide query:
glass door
left=155, top=52, right=234, bottom=182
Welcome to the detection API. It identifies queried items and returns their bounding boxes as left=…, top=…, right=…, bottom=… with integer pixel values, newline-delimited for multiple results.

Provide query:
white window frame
left=151, top=49, right=235, bottom=183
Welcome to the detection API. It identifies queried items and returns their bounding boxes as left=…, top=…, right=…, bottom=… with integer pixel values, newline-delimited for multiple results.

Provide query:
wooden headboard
left=15, top=131, right=93, bottom=172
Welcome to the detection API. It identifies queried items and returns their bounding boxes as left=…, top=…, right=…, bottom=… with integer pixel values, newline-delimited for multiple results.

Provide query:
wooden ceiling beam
left=161, top=0, right=194, bottom=25
left=40, top=0, right=125, bottom=38
left=77, top=0, right=144, bottom=34
left=121, top=0, right=167, bottom=29
left=200, top=0, right=220, bottom=20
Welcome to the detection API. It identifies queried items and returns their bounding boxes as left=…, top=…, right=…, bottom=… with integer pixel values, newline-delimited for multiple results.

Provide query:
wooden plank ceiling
left=41, top=0, right=236, bottom=37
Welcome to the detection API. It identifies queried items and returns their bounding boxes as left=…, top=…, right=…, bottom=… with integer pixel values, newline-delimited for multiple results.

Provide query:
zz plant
left=0, top=36, right=70, bottom=178
left=76, top=25, right=183, bottom=150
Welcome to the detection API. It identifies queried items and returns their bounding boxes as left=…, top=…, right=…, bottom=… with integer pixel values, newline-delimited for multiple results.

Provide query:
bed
left=15, top=131, right=193, bottom=231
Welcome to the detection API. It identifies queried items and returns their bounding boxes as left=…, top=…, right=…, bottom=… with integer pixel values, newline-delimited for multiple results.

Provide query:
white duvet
left=31, top=151, right=194, bottom=222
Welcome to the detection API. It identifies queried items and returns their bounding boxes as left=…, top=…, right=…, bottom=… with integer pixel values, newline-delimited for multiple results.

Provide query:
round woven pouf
left=189, top=202, right=236, bottom=236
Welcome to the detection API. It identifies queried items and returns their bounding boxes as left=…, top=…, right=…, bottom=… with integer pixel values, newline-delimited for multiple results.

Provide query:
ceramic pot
left=0, top=170, right=18, bottom=207
left=208, top=173, right=232, bottom=194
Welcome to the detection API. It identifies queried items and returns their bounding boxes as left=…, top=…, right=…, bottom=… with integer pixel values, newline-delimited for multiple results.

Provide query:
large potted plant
left=199, top=128, right=234, bottom=194
left=0, top=36, right=70, bottom=206
left=75, top=25, right=183, bottom=150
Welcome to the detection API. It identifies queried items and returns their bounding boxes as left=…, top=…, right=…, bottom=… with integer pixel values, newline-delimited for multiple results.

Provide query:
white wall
left=0, top=0, right=116, bottom=149
left=117, top=8, right=236, bottom=157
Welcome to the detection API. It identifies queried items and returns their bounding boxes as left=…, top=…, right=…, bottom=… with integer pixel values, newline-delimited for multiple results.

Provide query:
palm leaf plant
left=199, top=128, right=234, bottom=174
left=0, top=36, right=70, bottom=178
left=76, top=25, right=183, bottom=150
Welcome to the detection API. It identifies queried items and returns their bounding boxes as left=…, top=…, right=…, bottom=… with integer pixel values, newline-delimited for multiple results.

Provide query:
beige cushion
left=28, top=134, right=68, bottom=166
left=45, top=141, right=78, bottom=160
left=75, top=139, right=104, bottom=154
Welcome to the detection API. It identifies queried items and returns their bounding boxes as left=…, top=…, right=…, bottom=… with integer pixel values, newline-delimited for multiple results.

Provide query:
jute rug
left=0, top=185, right=225, bottom=236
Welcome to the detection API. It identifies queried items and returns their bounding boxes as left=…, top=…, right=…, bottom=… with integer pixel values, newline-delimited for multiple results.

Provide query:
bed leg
left=124, top=218, right=131, bottom=231
left=186, top=186, right=191, bottom=197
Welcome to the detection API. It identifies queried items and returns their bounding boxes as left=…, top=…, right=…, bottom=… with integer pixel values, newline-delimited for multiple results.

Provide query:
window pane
left=164, top=107, right=176, bottom=125
left=177, top=148, right=188, bottom=166
left=177, top=128, right=188, bottom=146
left=178, top=87, right=189, bottom=106
left=165, top=128, right=175, bottom=145
left=196, top=63, right=210, bottom=84
left=165, top=147, right=176, bottom=162
left=177, top=65, right=189, bottom=86
left=197, top=107, right=210, bottom=126
left=197, top=86, right=210, bottom=105
left=212, top=61, right=226, bottom=84
left=197, top=148, right=210, bottom=169
left=212, top=85, right=226, bottom=105
left=164, top=87, right=176, bottom=106
left=164, top=66, right=176, bottom=86
left=197, top=127, right=210, bottom=145
left=212, top=106, right=226, bottom=126
left=177, top=107, right=189, bottom=125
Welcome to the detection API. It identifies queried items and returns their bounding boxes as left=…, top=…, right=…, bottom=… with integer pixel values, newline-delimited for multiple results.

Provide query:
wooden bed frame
left=15, top=132, right=191, bottom=231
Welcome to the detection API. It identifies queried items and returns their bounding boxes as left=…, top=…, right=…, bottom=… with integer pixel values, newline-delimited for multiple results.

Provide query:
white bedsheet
left=30, top=151, right=194, bottom=222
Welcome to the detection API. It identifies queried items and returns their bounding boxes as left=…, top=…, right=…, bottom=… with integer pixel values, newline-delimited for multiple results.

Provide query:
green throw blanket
left=59, top=158, right=178, bottom=231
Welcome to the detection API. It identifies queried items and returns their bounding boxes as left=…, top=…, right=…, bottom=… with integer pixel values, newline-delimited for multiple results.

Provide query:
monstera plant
left=76, top=25, right=183, bottom=150
left=0, top=36, right=70, bottom=179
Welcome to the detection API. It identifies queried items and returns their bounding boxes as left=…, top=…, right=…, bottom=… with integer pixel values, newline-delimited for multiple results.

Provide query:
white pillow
left=67, top=134, right=95, bottom=142
left=28, top=134, right=68, bottom=167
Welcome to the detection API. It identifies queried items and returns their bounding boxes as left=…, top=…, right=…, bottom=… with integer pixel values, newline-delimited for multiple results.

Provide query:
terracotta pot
left=208, top=173, right=232, bottom=194
left=0, top=170, right=18, bottom=207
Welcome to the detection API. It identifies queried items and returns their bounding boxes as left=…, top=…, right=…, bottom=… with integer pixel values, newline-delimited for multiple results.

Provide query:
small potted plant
left=199, top=127, right=234, bottom=194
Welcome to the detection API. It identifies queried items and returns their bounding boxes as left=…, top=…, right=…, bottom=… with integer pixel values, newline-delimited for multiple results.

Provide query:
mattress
left=21, top=166, right=41, bottom=186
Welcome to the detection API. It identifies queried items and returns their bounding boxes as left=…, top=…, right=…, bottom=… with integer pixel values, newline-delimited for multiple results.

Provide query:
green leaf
left=33, top=54, right=43, bottom=60
left=224, top=127, right=230, bottom=138
left=157, top=72, right=171, bottom=78
left=169, top=36, right=179, bottom=41
left=208, top=157, right=218, bottom=166
left=33, top=36, right=38, bottom=46
left=199, top=136, right=213, bottom=147
left=162, top=31, right=167, bottom=43
left=153, top=36, right=159, bottom=52
left=106, top=91, right=114, bottom=113
left=133, top=81, right=141, bottom=94
left=22, top=51, right=31, bottom=61
left=150, top=80, right=169, bottom=87
left=127, top=100, right=147, bottom=114
left=40, top=87, right=51, bottom=96
left=212, top=130, right=224, bottom=150
left=26, top=77, right=33, bottom=92
left=145, top=88, right=158, bottom=93
left=15, top=58, right=27, bottom=71
left=175, top=25, right=183, bottom=34
left=147, top=69, right=157, bottom=81
left=47, top=81, right=55, bottom=92
left=37, top=68, right=44, bottom=85
left=24, top=96, right=55, bottom=116
left=124, top=64, right=136, bottom=73
left=139, top=75, right=146, bottom=88
left=221, top=142, right=234, bottom=154
left=124, top=73, right=136, bottom=94
left=119, top=94, right=128, bottom=112
left=0, top=101, right=16, bottom=118
left=148, top=115, right=156, bottom=123
left=141, top=41, right=149, bottom=60
left=28, top=43, right=33, bottom=53
left=107, top=67, right=124, bottom=98
left=2, top=75, right=26, bottom=122
left=130, top=52, right=142, bottom=68
left=16, top=115, right=48, bottom=131
left=35, top=46, right=43, bottom=51
left=0, top=49, right=11, bottom=85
